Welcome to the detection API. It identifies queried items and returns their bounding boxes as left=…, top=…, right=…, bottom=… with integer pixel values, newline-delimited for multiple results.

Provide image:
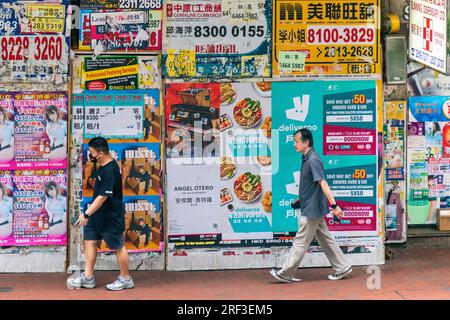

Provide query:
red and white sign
left=409, top=0, right=448, bottom=73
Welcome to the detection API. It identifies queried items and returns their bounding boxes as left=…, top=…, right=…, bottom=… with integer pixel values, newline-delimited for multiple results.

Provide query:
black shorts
left=83, top=225, right=125, bottom=250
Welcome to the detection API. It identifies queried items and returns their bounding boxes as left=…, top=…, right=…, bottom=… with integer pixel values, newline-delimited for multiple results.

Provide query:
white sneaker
left=106, top=276, right=135, bottom=291
left=66, top=272, right=96, bottom=289
left=328, top=266, right=352, bottom=281
left=269, top=269, right=302, bottom=283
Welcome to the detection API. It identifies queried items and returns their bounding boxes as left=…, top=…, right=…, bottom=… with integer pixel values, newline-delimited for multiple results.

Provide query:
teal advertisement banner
left=272, top=81, right=378, bottom=233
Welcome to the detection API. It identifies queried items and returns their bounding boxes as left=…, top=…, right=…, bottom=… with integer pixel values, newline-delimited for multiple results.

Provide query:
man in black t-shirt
left=67, top=137, right=134, bottom=291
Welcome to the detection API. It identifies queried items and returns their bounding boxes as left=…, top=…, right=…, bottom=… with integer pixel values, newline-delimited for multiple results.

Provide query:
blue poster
left=81, top=90, right=161, bottom=140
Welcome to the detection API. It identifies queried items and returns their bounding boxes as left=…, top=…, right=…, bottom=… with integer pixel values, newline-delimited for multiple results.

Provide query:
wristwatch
left=83, top=213, right=90, bottom=219
left=331, top=204, right=338, bottom=209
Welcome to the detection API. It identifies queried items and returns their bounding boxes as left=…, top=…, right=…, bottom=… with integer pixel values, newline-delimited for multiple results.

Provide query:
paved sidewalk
left=0, top=247, right=449, bottom=300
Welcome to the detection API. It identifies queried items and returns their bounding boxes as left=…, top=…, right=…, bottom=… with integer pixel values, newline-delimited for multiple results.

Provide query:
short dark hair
left=293, top=129, right=314, bottom=147
left=138, top=218, right=145, bottom=223
left=138, top=165, right=145, bottom=170
left=88, top=137, right=109, bottom=154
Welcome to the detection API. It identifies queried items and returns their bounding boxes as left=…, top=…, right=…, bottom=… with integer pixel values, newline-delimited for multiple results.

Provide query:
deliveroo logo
left=286, top=95, right=310, bottom=122
left=286, top=171, right=300, bottom=195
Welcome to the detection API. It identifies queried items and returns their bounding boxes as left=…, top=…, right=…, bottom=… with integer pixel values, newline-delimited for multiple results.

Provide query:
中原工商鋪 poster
left=162, top=0, right=272, bottom=79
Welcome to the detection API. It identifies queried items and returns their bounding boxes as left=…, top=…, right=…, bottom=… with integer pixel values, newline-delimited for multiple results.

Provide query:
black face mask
left=89, top=153, right=98, bottom=163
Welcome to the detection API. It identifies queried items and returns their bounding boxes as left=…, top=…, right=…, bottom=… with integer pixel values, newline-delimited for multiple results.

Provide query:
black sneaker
left=328, top=266, right=352, bottom=281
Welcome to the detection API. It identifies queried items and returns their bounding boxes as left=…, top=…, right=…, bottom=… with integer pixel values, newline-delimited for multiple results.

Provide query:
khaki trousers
left=279, top=214, right=350, bottom=278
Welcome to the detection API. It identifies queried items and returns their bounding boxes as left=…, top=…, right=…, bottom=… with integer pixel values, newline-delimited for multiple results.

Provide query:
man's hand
left=291, top=199, right=301, bottom=209
left=332, top=206, right=344, bottom=219
left=75, top=214, right=89, bottom=227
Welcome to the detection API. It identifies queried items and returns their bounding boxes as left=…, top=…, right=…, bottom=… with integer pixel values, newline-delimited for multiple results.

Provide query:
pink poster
left=12, top=170, right=67, bottom=246
left=0, top=94, right=15, bottom=170
left=0, top=170, right=13, bottom=246
left=325, top=201, right=377, bottom=232
left=13, top=92, right=68, bottom=170
left=324, top=125, right=376, bottom=156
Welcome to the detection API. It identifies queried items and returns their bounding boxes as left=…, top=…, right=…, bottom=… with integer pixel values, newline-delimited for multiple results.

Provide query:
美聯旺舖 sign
left=273, top=0, right=381, bottom=78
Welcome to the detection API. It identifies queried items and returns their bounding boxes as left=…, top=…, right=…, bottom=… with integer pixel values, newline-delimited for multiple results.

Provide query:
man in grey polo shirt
left=270, top=128, right=352, bottom=283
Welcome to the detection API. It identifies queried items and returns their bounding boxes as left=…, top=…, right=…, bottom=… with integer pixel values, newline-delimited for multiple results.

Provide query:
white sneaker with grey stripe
left=106, top=275, right=135, bottom=291
left=66, top=272, right=96, bottom=289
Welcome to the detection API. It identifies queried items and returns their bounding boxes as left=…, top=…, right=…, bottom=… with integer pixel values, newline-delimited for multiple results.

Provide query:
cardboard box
left=436, top=209, right=450, bottom=231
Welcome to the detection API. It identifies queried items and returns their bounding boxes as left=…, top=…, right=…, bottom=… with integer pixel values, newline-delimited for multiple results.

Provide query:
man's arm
left=85, top=195, right=108, bottom=216
left=75, top=194, right=107, bottom=226
left=318, top=180, right=336, bottom=206
left=319, top=180, right=343, bottom=218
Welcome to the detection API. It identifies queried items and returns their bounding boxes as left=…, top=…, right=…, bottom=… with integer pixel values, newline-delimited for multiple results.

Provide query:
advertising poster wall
left=72, top=88, right=164, bottom=253
left=166, top=81, right=381, bottom=251
left=0, top=1, right=71, bottom=84
left=162, top=0, right=272, bottom=79
left=407, top=96, right=450, bottom=225
left=166, top=82, right=276, bottom=247
left=272, top=81, right=380, bottom=246
left=81, top=143, right=163, bottom=252
left=273, top=0, right=381, bottom=78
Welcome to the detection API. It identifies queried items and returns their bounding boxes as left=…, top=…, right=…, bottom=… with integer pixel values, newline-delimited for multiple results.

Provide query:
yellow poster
left=166, top=49, right=196, bottom=78
left=26, top=4, right=66, bottom=33
left=273, top=0, right=381, bottom=78
left=385, top=101, right=407, bottom=121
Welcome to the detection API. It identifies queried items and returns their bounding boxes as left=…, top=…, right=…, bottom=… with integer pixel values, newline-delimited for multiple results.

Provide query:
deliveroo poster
left=272, top=81, right=378, bottom=233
